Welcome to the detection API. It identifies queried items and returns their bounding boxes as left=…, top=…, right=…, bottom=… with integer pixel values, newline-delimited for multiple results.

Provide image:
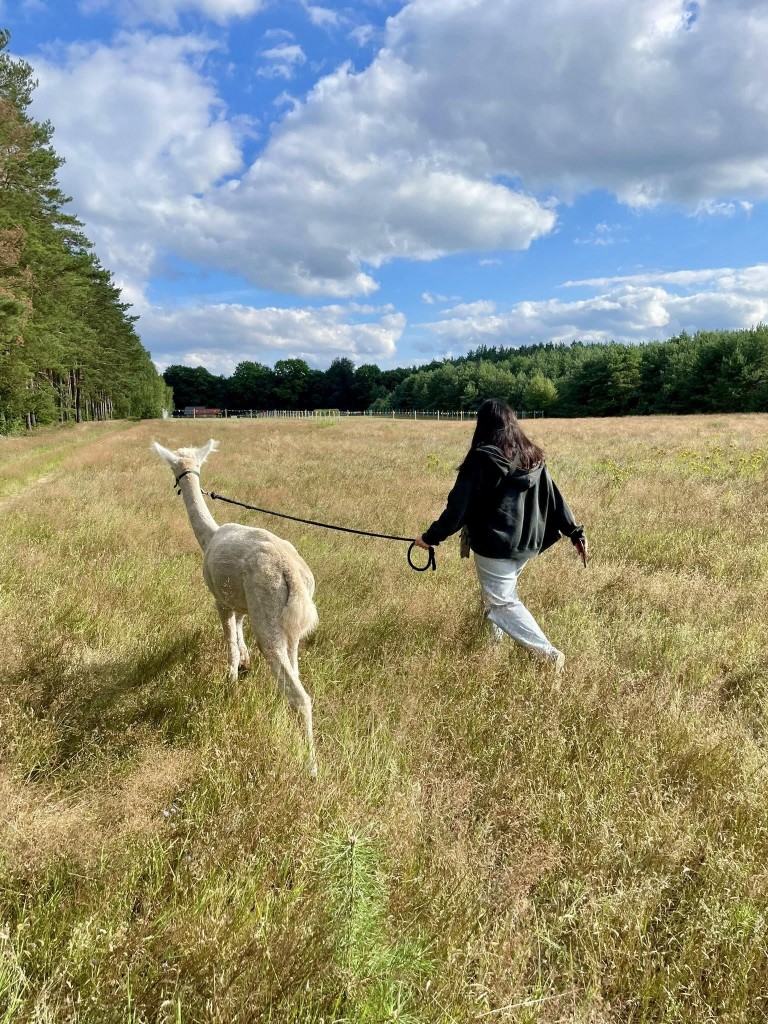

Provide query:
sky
left=4, top=0, right=768, bottom=375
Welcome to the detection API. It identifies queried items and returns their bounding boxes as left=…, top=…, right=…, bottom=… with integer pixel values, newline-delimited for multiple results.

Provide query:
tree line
left=164, top=325, right=768, bottom=417
left=0, top=31, right=171, bottom=434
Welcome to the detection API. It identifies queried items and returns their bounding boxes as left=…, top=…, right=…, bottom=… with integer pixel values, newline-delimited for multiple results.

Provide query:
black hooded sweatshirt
left=422, top=444, right=584, bottom=559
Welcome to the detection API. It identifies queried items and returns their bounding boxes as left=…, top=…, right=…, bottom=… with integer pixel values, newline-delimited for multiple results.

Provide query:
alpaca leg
left=265, top=646, right=317, bottom=778
left=236, top=614, right=251, bottom=672
left=216, top=605, right=240, bottom=682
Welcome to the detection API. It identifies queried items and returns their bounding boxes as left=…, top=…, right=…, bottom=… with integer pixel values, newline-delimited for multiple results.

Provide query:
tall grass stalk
left=317, top=828, right=431, bottom=1021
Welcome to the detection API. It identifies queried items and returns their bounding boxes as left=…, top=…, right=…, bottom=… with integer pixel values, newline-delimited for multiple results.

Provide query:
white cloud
left=262, top=43, right=305, bottom=62
left=27, top=0, right=768, bottom=303
left=441, top=299, right=496, bottom=317
left=29, top=23, right=556, bottom=300
left=565, top=265, right=768, bottom=291
left=30, top=33, right=245, bottom=287
left=301, top=2, right=342, bottom=29
left=143, top=301, right=406, bottom=373
left=424, top=264, right=768, bottom=348
left=160, top=139, right=555, bottom=296
left=379, top=0, right=768, bottom=205
left=692, top=200, right=737, bottom=218
left=348, top=24, right=376, bottom=47
left=263, top=27, right=294, bottom=41
left=575, top=222, right=626, bottom=246
left=78, top=0, right=266, bottom=26
left=258, top=42, right=306, bottom=79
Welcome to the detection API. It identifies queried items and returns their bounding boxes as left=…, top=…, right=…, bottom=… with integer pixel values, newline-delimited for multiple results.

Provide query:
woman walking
left=413, top=399, right=587, bottom=672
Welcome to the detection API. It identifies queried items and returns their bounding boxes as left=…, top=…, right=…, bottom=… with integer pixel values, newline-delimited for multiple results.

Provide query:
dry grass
left=1, top=413, right=767, bottom=1023
left=0, top=747, right=197, bottom=870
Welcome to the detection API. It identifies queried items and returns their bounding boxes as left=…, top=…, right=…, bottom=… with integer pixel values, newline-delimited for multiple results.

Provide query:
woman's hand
left=412, top=536, right=431, bottom=550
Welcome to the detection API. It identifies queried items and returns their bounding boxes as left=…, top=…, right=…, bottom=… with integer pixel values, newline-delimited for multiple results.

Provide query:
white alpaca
left=153, top=439, right=319, bottom=775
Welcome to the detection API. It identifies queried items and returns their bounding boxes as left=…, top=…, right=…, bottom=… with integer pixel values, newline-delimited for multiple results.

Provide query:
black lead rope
left=200, top=488, right=437, bottom=572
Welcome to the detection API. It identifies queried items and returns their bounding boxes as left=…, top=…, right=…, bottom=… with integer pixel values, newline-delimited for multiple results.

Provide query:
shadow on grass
left=719, top=663, right=768, bottom=742
left=7, top=632, right=218, bottom=779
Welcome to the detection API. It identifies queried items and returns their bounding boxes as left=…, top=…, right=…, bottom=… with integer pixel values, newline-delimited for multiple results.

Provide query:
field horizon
left=2, top=413, right=768, bottom=1023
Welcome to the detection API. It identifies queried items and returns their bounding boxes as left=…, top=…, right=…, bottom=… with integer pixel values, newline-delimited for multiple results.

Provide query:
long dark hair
left=461, top=398, right=544, bottom=471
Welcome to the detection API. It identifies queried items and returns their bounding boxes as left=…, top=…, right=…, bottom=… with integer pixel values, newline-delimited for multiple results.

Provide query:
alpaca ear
left=152, top=441, right=176, bottom=464
left=197, top=439, right=219, bottom=465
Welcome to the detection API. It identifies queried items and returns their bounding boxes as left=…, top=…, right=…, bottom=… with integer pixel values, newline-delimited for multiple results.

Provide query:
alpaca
left=153, top=439, right=319, bottom=775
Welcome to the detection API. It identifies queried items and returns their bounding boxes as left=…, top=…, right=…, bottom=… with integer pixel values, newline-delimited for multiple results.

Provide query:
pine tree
left=0, top=29, right=171, bottom=432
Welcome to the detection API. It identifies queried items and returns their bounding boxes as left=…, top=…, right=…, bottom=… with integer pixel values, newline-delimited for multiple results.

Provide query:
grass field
left=1, top=413, right=768, bottom=1023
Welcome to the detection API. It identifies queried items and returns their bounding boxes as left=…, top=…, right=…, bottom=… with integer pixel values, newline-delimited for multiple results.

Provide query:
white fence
left=177, top=408, right=545, bottom=421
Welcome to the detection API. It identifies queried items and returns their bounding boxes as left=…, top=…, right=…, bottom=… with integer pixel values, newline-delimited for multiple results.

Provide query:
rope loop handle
left=407, top=541, right=436, bottom=572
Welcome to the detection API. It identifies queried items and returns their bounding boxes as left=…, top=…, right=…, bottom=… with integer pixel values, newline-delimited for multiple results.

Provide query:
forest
left=0, top=31, right=171, bottom=434
left=163, top=324, right=768, bottom=417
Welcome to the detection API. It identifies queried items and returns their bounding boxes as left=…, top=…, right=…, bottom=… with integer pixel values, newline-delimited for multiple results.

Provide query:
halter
left=174, top=469, right=200, bottom=494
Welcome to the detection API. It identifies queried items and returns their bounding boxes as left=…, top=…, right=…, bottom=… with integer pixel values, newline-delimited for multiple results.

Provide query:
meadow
left=1, top=413, right=767, bottom=1023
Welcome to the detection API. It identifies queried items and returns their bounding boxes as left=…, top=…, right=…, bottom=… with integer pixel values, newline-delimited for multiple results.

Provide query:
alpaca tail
left=282, top=560, right=319, bottom=640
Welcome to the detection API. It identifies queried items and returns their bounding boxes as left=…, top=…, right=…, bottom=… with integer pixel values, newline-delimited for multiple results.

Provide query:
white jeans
left=474, top=552, right=562, bottom=661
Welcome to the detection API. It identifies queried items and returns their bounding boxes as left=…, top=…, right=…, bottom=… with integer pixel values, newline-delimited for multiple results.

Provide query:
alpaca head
left=152, top=439, right=219, bottom=478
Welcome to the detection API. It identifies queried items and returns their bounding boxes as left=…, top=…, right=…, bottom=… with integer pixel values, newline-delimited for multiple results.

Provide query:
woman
left=413, top=399, right=587, bottom=673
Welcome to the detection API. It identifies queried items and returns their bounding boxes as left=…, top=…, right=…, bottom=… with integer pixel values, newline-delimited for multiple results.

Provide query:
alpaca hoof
left=237, top=662, right=250, bottom=674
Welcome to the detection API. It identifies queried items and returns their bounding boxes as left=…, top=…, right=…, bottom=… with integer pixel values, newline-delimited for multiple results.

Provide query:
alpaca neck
left=179, top=475, right=219, bottom=550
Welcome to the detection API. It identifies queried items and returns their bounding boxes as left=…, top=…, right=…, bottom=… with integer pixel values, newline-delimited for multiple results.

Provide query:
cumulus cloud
left=29, top=15, right=559, bottom=299
left=382, top=0, right=768, bottom=205
left=27, top=0, right=768, bottom=304
left=30, top=32, right=245, bottom=287
left=163, top=46, right=557, bottom=296
left=143, top=301, right=406, bottom=373
left=424, top=264, right=768, bottom=349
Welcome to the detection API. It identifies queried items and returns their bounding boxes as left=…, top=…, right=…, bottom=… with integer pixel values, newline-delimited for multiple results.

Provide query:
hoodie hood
left=476, top=444, right=543, bottom=491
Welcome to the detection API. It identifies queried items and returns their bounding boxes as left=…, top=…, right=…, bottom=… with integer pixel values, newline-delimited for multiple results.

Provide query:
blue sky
left=4, top=0, right=768, bottom=373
